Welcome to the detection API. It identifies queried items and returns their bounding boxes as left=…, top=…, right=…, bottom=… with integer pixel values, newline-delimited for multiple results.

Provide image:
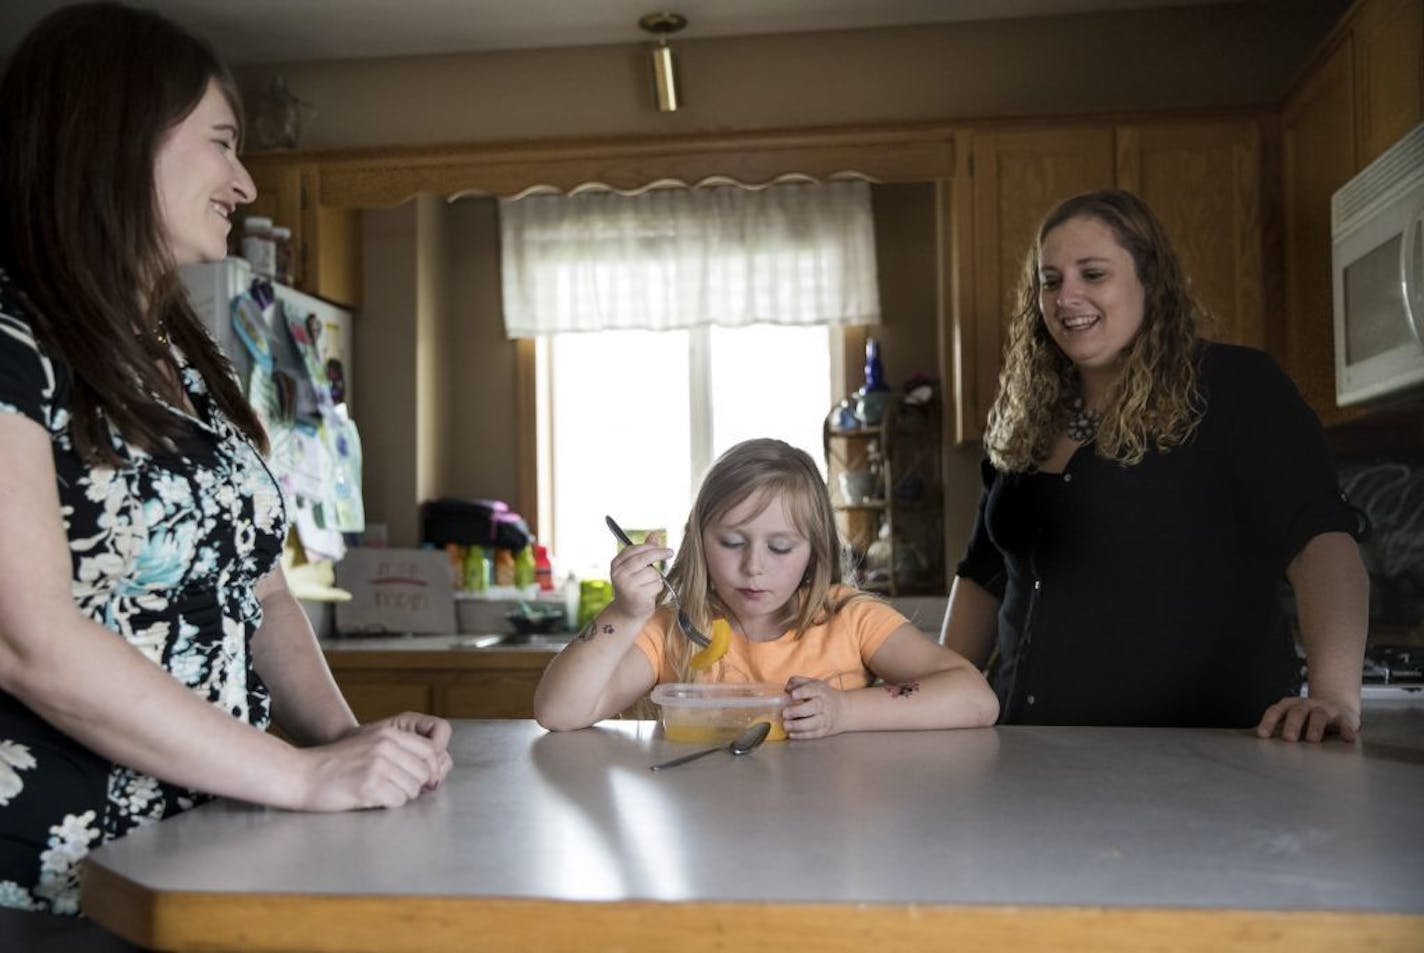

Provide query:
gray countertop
left=85, top=716, right=1424, bottom=916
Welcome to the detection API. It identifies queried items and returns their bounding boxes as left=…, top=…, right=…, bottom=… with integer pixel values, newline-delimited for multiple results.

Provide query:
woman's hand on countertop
left=292, top=712, right=453, bottom=810
left=1254, top=694, right=1361, bottom=743
left=356, top=710, right=454, bottom=790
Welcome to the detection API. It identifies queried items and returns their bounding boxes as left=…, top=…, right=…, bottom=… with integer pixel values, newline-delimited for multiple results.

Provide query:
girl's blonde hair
left=664, top=438, right=871, bottom=678
left=984, top=189, right=1206, bottom=472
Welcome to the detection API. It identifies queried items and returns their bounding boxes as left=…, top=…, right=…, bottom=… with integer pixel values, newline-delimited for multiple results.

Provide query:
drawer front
left=335, top=678, right=434, bottom=724
left=440, top=671, right=544, bottom=719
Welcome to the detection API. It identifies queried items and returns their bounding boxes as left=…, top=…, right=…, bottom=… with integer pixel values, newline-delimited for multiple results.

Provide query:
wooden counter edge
left=81, top=864, right=1424, bottom=953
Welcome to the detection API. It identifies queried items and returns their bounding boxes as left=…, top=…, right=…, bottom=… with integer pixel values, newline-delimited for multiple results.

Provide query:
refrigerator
left=179, top=257, right=363, bottom=568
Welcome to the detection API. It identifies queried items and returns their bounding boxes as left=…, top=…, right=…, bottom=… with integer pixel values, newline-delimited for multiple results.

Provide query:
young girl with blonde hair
left=535, top=438, right=998, bottom=738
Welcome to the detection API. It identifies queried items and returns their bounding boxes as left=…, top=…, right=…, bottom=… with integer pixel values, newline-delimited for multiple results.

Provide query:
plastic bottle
left=240, top=216, right=276, bottom=280
left=578, top=579, right=614, bottom=629
left=533, top=545, right=554, bottom=591
left=464, top=547, right=489, bottom=593
left=513, top=546, right=536, bottom=590
left=494, top=549, right=516, bottom=587
left=445, top=544, right=466, bottom=590
left=863, top=337, right=889, bottom=392
left=561, top=572, right=580, bottom=630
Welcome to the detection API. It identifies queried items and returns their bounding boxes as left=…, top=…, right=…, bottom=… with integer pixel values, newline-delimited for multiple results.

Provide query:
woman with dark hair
left=942, top=189, right=1368, bottom=741
left=0, top=2, right=450, bottom=919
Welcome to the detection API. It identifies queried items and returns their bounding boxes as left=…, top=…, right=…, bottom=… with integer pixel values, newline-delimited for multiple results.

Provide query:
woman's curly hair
left=984, top=189, right=1206, bottom=472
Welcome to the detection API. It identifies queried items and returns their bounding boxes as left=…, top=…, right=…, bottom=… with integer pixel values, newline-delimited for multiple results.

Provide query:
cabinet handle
left=1403, top=200, right=1424, bottom=348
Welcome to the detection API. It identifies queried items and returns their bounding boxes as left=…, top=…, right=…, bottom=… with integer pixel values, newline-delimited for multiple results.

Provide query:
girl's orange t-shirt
left=633, top=586, right=907, bottom=688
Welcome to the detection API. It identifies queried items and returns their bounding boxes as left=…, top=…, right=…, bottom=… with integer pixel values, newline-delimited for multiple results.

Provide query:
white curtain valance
left=498, top=180, right=880, bottom=338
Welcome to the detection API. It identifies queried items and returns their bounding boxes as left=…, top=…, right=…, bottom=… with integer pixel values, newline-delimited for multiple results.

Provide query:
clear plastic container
left=651, top=682, right=790, bottom=743
left=241, top=216, right=276, bottom=279
left=270, top=225, right=293, bottom=284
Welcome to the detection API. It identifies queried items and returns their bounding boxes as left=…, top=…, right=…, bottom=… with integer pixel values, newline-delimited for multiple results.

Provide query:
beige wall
left=236, top=2, right=1346, bottom=152
left=356, top=203, right=420, bottom=546
left=357, top=193, right=449, bottom=546
left=442, top=197, right=520, bottom=505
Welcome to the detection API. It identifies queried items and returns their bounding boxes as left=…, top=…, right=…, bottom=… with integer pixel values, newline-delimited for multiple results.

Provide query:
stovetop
left=1363, top=646, right=1422, bottom=685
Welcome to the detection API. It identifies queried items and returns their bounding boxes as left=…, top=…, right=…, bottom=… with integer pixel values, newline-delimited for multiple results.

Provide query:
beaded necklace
left=1062, top=393, right=1103, bottom=443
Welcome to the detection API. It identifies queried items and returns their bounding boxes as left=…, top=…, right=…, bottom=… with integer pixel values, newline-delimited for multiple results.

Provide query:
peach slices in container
left=652, top=620, right=789, bottom=742
left=651, top=682, right=790, bottom=743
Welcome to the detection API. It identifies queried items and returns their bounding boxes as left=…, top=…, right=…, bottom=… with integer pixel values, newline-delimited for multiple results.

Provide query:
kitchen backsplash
left=1339, top=458, right=1424, bottom=630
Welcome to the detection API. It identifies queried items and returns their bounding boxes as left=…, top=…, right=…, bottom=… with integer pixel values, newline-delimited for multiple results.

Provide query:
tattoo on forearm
left=576, top=622, right=615, bottom=642
left=885, top=681, right=920, bottom=698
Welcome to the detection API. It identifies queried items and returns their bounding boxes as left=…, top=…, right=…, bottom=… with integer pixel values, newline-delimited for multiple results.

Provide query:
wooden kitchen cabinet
left=1277, top=0, right=1421, bottom=426
left=324, top=647, right=553, bottom=721
left=440, top=671, right=547, bottom=719
left=957, top=119, right=1268, bottom=440
left=958, top=125, right=1116, bottom=441
left=1116, top=119, right=1265, bottom=350
left=333, top=676, right=435, bottom=725
left=1351, top=0, right=1424, bottom=168
left=1282, top=40, right=1358, bottom=427
left=240, top=158, right=300, bottom=260
left=241, top=155, right=363, bottom=308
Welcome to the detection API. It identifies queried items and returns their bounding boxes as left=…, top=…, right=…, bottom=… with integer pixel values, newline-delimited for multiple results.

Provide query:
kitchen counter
left=82, top=715, right=1424, bottom=952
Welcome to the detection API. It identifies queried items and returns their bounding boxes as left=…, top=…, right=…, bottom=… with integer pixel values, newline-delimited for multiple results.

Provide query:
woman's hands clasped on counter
left=292, top=712, right=453, bottom=812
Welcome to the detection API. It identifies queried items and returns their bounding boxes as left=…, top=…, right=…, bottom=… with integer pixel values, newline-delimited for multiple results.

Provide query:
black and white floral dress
left=0, top=267, right=285, bottom=914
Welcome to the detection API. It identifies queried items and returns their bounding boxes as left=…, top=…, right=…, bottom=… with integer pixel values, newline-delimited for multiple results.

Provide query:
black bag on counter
left=421, top=498, right=531, bottom=551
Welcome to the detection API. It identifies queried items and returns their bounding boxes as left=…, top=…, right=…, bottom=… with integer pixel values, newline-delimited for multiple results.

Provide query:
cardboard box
left=333, top=548, right=456, bottom=635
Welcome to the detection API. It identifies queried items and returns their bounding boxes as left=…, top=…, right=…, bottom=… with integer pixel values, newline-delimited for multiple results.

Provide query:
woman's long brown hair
left=0, top=2, right=267, bottom=464
left=984, top=189, right=1205, bottom=472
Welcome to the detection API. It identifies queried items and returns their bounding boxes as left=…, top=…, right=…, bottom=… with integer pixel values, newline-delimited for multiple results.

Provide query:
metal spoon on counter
left=649, top=721, right=772, bottom=772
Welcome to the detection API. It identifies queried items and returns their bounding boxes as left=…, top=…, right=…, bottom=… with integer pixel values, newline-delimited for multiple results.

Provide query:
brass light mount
left=638, top=12, right=687, bottom=112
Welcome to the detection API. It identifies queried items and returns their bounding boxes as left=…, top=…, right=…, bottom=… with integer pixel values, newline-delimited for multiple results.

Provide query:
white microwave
left=1332, top=121, right=1424, bottom=407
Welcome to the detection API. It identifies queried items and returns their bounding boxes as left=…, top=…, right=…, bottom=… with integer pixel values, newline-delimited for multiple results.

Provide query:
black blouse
left=957, top=343, right=1364, bottom=728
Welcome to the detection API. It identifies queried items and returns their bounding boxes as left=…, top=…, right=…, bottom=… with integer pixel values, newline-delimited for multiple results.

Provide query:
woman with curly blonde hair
left=942, top=190, right=1368, bottom=741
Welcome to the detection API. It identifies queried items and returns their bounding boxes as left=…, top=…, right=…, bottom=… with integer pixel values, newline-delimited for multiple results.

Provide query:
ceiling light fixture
left=638, top=12, right=687, bottom=113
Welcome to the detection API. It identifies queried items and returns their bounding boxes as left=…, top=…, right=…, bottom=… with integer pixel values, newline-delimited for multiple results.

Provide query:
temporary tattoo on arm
left=576, top=622, right=616, bottom=642
left=884, top=681, right=920, bottom=698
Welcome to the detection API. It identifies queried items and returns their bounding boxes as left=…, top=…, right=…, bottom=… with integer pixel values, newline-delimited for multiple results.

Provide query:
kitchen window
left=534, top=323, right=833, bottom=577
left=501, top=179, right=878, bottom=577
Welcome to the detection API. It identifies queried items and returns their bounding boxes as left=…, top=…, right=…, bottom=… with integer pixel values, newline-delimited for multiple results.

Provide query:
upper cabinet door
left=240, top=156, right=362, bottom=308
left=1116, top=120, right=1264, bottom=350
left=1282, top=39, right=1358, bottom=427
left=1352, top=0, right=1424, bottom=167
left=960, top=126, right=1115, bottom=442
left=237, top=157, right=304, bottom=282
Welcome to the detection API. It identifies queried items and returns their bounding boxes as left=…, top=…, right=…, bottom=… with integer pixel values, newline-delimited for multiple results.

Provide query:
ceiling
left=0, top=0, right=1243, bottom=65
